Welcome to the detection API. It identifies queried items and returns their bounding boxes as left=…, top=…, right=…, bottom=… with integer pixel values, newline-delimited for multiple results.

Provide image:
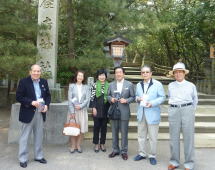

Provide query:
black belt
left=170, top=103, right=192, bottom=108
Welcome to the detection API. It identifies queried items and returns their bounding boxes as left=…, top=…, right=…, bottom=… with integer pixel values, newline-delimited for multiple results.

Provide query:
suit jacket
left=136, top=79, right=165, bottom=124
left=68, top=83, right=90, bottom=114
left=107, top=80, right=135, bottom=121
left=16, top=76, right=51, bottom=123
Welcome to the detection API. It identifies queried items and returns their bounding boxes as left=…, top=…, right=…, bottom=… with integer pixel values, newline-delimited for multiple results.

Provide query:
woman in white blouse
left=68, top=71, right=90, bottom=153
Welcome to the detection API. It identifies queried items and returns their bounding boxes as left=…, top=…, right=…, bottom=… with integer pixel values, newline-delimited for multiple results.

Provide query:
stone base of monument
left=50, top=87, right=65, bottom=103
left=8, top=102, right=69, bottom=144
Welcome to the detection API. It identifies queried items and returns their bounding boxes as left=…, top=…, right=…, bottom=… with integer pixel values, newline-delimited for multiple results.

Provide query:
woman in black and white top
left=89, top=69, right=110, bottom=152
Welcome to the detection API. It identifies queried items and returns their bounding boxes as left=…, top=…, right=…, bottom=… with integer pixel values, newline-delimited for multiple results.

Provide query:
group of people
left=16, top=62, right=198, bottom=170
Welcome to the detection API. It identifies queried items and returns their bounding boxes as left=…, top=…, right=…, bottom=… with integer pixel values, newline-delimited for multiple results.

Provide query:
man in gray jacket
left=108, top=66, right=135, bottom=160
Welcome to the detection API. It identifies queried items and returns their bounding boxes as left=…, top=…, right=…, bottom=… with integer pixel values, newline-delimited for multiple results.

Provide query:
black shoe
left=100, top=144, right=106, bottom=152
left=34, top=158, right=47, bottom=164
left=94, top=145, right=99, bottom=153
left=77, top=148, right=82, bottom=153
left=94, top=149, right=99, bottom=153
left=108, top=152, right=120, bottom=158
left=20, top=162, right=27, bottom=168
left=101, top=148, right=106, bottom=152
left=70, top=148, right=76, bottom=153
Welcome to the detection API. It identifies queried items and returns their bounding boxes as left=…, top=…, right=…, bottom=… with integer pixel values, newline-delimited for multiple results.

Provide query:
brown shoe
left=168, top=164, right=179, bottom=170
left=121, top=153, right=128, bottom=160
left=108, top=152, right=120, bottom=158
left=184, top=169, right=190, bottom=170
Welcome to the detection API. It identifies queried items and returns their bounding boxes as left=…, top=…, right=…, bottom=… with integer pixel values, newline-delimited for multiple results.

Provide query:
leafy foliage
left=1, top=0, right=215, bottom=84
left=125, top=0, right=215, bottom=81
left=0, top=0, right=38, bottom=80
left=57, top=0, right=132, bottom=84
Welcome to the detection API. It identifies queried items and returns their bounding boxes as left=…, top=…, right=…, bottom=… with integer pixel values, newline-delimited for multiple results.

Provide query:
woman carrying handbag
left=68, top=70, right=90, bottom=153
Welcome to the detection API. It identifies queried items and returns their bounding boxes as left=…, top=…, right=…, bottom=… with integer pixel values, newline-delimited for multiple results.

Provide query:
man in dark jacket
left=16, top=64, right=51, bottom=168
left=107, top=67, right=135, bottom=160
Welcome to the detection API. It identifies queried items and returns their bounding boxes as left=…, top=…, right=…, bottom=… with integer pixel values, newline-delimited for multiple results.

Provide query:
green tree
left=0, top=0, right=38, bottom=80
left=125, top=0, right=215, bottom=81
left=57, top=0, right=133, bottom=84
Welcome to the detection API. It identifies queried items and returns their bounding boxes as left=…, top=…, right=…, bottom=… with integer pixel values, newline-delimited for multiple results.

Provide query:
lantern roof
left=104, top=35, right=132, bottom=46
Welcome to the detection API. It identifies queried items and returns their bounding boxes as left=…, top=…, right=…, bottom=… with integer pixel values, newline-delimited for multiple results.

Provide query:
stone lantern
left=104, top=35, right=131, bottom=67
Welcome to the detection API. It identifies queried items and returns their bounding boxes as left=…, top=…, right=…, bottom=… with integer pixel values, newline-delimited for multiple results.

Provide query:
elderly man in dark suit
left=16, top=64, right=51, bottom=168
left=108, top=66, right=135, bottom=160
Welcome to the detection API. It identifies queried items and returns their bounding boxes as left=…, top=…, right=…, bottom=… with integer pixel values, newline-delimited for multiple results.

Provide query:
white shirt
left=117, top=79, right=124, bottom=94
left=168, top=79, right=198, bottom=108
left=143, top=80, right=150, bottom=94
left=76, top=84, right=82, bottom=103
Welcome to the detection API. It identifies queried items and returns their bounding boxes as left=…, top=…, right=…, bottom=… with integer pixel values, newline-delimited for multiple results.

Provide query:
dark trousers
left=93, top=117, right=108, bottom=144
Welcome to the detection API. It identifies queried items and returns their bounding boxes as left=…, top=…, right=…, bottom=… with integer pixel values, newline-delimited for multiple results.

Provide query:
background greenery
left=1, top=0, right=215, bottom=85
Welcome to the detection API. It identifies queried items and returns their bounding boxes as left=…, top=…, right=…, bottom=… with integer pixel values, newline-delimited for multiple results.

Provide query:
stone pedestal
left=8, top=102, right=69, bottom=144
left=50, top=88, right=65, bottom=103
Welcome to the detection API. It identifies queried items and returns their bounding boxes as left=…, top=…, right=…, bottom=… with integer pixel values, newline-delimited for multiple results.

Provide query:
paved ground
left=0, top=107, right=215, bottom=170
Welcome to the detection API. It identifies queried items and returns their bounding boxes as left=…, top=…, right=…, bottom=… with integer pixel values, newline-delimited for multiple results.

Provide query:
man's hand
left=41, top=105, right=48, bottom=113
left=136, top=97, right=143, bottom=102
left=32, top=101, right=40, bottom=108
left=119, top=98, right=127, bottom=104
left=111, top=98, right=117, bottom=103
left=145, top=102, right=152, bottom=108
left=75, top=105, right=81, bottom=110
left=92, top=108, right=97, bottom=116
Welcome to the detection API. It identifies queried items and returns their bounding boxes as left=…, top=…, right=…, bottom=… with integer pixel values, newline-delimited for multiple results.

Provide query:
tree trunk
left=161, top=31, right=175, bottom=66
left=67, top=0, right=75, bottom=58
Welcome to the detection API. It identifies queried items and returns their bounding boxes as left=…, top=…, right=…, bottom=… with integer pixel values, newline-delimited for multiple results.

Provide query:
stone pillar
left=87, top=77, right=94, bottom=87
left=37, top=0, right=59, bottom=88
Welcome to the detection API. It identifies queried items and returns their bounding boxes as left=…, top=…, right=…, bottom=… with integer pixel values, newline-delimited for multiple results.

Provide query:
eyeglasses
left=141, top=71, right=150, bottom=74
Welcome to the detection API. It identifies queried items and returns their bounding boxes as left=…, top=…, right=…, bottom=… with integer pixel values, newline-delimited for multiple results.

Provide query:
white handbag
left=63, top=119, right=80, bottom=136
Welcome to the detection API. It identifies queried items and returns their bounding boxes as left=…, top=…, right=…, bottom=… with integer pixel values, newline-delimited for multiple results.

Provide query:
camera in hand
left=114, top=91, right=121, bottom=100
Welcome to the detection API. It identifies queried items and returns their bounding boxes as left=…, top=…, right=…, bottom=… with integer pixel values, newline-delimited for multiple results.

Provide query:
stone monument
left=8, top=0, right=67, bottom=144
left=37, top=0, right=59, bottom=88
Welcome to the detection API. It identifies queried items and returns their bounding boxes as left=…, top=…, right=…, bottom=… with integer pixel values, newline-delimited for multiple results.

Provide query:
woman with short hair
left=89, top=69, right=110, bottom=152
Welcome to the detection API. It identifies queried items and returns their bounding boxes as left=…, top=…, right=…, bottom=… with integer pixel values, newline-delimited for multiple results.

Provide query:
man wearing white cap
left=167, top=62, right=198, bottom=170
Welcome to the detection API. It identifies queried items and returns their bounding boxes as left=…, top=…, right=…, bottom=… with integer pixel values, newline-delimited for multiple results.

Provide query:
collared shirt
left=143, top=79, right=150, bottom=94
left=32, top=79, right=41, bottom=100
left=168, top=79, right=198, bottom=108
left=117, top=79, right=124, bottom=94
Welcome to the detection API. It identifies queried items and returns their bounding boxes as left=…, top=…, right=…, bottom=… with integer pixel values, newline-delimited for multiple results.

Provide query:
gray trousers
left=168, top=105, right=195, bottom=169
left=111, top=119, right=129, bottom=154
left=19, top=110, right=44, bottom=163
left=138, top=114, right=159, bottom=158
